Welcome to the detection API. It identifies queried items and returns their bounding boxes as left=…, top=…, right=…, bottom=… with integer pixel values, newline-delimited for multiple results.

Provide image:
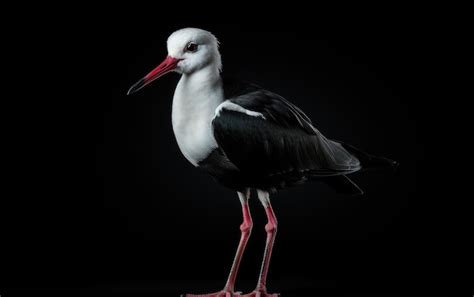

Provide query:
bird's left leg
left=183, top=189, right=252, bottom=297
left=242, top=190, right=279, bottom=297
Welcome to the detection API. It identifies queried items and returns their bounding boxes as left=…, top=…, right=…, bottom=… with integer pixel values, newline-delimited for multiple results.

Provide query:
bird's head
left=128, top=28, right=221, bottom=95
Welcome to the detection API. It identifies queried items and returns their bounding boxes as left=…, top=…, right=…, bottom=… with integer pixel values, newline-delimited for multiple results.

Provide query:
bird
left=127, top=28, right=397, bottom=297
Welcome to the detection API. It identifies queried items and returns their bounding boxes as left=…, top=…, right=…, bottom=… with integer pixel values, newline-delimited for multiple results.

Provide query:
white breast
left=171, top=72, right=224, bottom=166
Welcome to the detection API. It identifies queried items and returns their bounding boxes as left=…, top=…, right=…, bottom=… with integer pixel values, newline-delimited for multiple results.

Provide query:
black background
left=2, top=7, right=465, bottom=297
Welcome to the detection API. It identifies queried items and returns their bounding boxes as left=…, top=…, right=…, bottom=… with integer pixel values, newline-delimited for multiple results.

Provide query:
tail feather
left=339, top=141, right=399, bottom=170
left=323, top=175, right=364, bottom=196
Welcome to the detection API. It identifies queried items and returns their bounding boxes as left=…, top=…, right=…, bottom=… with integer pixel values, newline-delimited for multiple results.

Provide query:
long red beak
left=127, top=56, right=180, bottom=95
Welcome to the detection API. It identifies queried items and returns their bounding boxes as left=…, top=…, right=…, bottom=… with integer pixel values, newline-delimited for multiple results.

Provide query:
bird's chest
left=171, top=86, right=221, bottom=166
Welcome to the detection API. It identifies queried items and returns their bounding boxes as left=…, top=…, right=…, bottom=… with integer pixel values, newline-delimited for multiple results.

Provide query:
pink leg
left=242, top=190, right=279, bottom=297
left=183, top=190, right=252, bottom=297
left=257, top=205, right=277, bottom=291
left=224, top=193, right=253, bottom=291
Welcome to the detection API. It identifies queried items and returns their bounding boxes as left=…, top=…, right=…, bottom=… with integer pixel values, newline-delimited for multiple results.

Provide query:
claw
left=240, top=291, right=280, bottom=297
left=182, top=291, right=242, bottom=297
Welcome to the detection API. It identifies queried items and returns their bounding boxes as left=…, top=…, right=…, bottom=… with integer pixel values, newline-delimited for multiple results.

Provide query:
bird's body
left=128, top=28, right=397, bottom=297
left=172, top=73, right=389, bottom=194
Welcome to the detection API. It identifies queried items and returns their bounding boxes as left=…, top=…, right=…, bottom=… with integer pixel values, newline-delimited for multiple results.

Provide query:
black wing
left=212, top=79, right=361, bottom=190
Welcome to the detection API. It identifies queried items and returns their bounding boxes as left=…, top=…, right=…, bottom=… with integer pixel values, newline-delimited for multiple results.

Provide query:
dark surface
left=1, top=7, right=464, bottom=297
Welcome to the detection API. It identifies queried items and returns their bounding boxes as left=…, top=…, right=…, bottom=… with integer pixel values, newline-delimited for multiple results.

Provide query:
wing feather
left=213, top=79, right=361, bottom=183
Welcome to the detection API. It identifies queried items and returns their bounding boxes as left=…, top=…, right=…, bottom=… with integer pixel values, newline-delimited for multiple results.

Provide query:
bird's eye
left=185, top=42, right=198, bottom=52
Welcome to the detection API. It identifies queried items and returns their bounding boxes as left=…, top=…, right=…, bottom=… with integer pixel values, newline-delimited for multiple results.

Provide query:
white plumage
left=215, top=101, right=266, bottom=120
left=167, top=28, right=224, bottom=166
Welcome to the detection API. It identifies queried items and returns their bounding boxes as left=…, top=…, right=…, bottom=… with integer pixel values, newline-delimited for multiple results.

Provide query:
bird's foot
left=241, top=289, right=279, bottom=297
left=182, top=290, right=242, bottom=297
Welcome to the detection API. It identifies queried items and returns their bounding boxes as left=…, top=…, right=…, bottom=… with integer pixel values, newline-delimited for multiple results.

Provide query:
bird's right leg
left=242, top=190, right=279, bottom=297
left=183, top=189, right=252, bottom=297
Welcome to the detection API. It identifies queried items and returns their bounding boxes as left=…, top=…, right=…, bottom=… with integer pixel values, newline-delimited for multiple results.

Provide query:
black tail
left=339, top=141, right=399, bottom=171
left=323, top=175, right=364, bottom=196
left=323, top=141, right=398, bottom=196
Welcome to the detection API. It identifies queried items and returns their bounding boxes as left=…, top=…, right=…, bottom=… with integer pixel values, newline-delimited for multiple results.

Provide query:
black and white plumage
left=127, top=28, right=397, bottom=297
left=200, top=77, right=395, bottom=195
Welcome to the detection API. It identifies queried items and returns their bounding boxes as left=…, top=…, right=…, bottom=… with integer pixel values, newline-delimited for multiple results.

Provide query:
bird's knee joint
left=265, top=221, right=277, bottom=233
left=240, top=221, right=253, bottom=233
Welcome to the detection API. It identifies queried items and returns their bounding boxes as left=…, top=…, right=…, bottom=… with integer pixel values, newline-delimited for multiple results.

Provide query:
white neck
left=171, top=65, right=224, bottom=166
